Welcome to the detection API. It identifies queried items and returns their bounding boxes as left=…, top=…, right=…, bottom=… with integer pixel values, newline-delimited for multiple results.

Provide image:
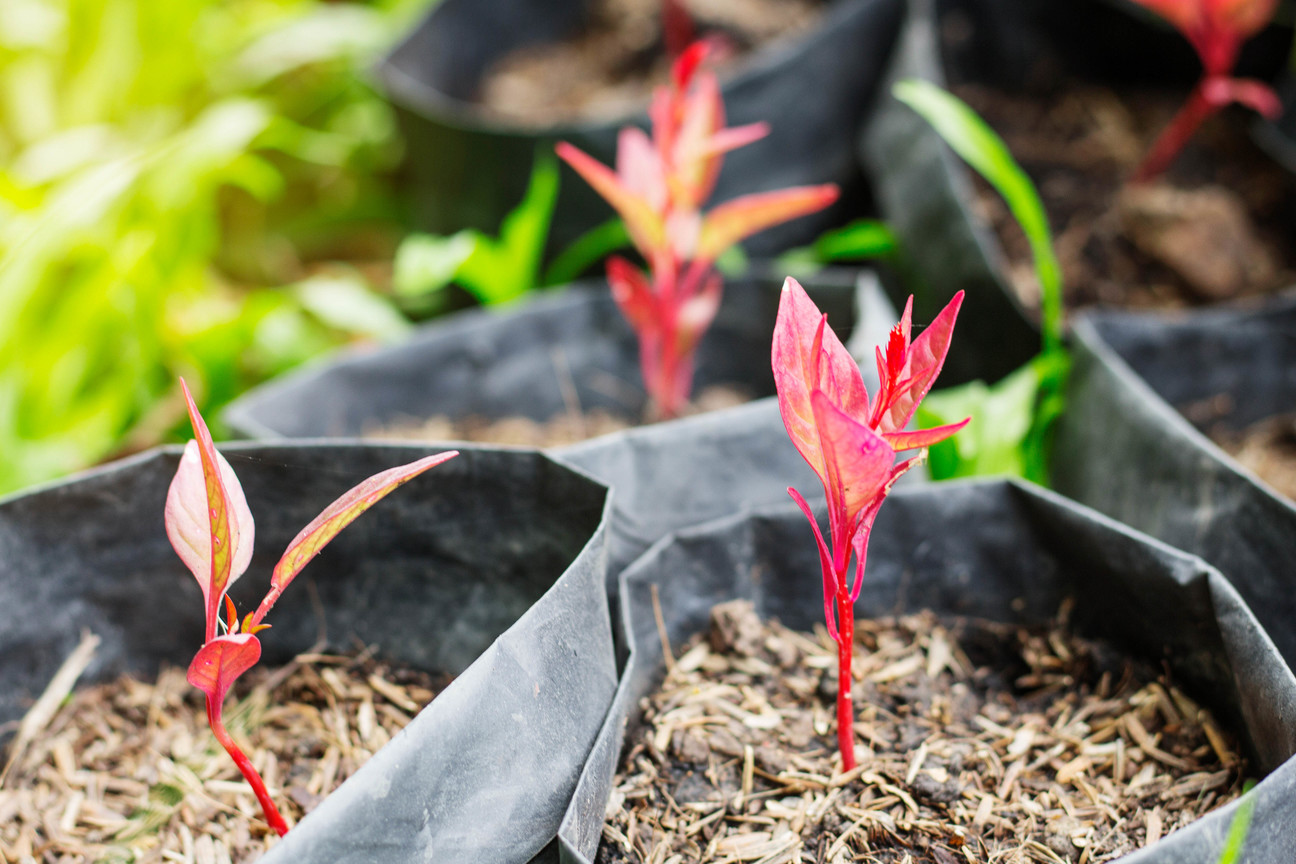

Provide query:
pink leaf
left=875, top=291, right=964, bottom=434
left=187, top=633, right=261, bottom=708
left=788, top=487, right=839, bottom=643
left=675, top=271, right=722, bottom=357
left=607, top=256, right=657, bottom=335
left=617, top=127, right=668, bottom=213
left=772, top=278, right=869, bottom=482
left=696, top=185, right=839, bottom=263
left=884, top=418, right=971, bottom=452
left=556, top=142, right=666, bottom=254
left=168, top=379, right=255, bottom=642
left=252, top=451, right=458, bottom=626
left=810, top=391, right=896, bottom=550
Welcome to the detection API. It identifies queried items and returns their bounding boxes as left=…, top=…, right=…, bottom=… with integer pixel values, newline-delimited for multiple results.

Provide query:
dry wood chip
left=597, top=604, right=1245, bottom=864
left=1, top=650, right=447, bottom=863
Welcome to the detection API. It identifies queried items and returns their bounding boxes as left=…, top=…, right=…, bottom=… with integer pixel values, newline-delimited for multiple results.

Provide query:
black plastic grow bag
left=377, top=0, right=904, bottom=255
left=1053, top=295, right=1296, bottom=671
left=557, top=479, right=1296, bottom=862
left=223, top=269, right=896, bottom=594
left=0, top=443, right=614, bottom=864
left=859, top=0, right=1293, bottom=386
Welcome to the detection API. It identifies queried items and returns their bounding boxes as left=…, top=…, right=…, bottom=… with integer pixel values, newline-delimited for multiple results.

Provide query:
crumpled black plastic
left=0, top=443, right=614, bottom=864
left=377, top=0, right=904, bottom=256
left=1054, top=296, right=1296, bottom=671
left=556, top=479, right=1296, bottom=862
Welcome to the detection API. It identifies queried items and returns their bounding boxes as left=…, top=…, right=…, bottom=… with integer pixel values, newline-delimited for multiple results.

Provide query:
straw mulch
left=0, top=637, right=445, bottom=864
left=600, top=600, right=1246, bottom=863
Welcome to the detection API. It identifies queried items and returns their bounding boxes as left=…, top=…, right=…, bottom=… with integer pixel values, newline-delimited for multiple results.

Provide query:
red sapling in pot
left=772, top=279, right=968, bottom=771
left=166, top=378, right=457, bottom=835
left=557, top=42, right=838, bottom=420
left=1130, top=0, right=1280, bottom=181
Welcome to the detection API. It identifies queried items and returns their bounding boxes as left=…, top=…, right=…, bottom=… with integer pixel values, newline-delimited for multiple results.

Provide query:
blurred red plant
left=773, top=278, right=967, bottom=771
left=1131, top=0, right=1280, bottom=181
left=558, top=42, right=838, bottom=419
left=167, top=378, right=456, bottom=834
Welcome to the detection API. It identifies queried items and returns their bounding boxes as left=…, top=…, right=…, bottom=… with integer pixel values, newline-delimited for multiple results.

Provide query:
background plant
left=0, top=0, right=431, bottom=494
left=1130, top=0, right=1280, bottom=181
left=167, top=377, right=455, bottom=834
left=558, top=42, right=838, bottom=419
left=895, top=79, right=1071, bottom=485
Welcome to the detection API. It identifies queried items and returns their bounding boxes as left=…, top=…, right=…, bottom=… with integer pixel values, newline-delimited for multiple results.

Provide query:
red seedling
left=558, top=42, right=838, bottom=420
left=1131, top=0, right=1280, bottom=181
left=773, top=278, right=967, bottom=771
left=166, top=378, right=457, bottom=835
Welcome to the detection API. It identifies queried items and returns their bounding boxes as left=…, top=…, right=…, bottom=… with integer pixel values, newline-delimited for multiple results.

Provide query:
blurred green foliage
left=895, top=79, right=1071, bottom=486
left=0, top=0, right=431, bottom=493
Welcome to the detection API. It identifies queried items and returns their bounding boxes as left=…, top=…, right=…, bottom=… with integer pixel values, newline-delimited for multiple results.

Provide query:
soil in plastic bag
left=0, top=444, right=614, bottom=864
left=1053, top=295, right=1296, bottom=674
left=557, top=479, right=1296, bottom=863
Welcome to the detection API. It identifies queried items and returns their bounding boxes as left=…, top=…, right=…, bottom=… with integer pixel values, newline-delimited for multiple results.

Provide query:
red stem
left=1131, top=81, right=1220, bottom=184
left=835, top=586, right=856, bottom=772
left=661, top=0, right=695, bottom=62
left=207, top=699, right=289, bottom=836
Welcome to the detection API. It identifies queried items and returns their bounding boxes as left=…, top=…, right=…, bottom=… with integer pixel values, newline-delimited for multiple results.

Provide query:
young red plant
left=1131, top=0, right=1280, bottom=181
left=166, top=378, right=457, bottom=835
left=557, top=42, right=838, bottom=420
left=772, top=278, right=968, bottom=771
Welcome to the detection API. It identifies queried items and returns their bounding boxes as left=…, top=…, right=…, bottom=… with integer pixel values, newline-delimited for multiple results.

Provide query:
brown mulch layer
left=479, top=0, right=823, bottom=125
left=952, top=82, right=1296, bottom=314
left=0, top=641, right=447, bottom=864
left=599, top=600, right=1246, bottom=863
left=1209, top=412, right=1296, bottom=502
left=366, top=384, right=751, bottom=447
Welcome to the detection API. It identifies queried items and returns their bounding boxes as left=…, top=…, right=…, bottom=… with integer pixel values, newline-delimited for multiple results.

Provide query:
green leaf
left=293, top=273, right=411, bottom=344
left=776, top=219, right=897, bottom=278
left=894, top=79, right=1063, bottom=352
left=393, top=231, right=479, bottom=297
left=919, top=349, right=1071, bottom=484
left=1217, top=790, right=1255, bottom=864
left=543, top=217, right=629, bottom=285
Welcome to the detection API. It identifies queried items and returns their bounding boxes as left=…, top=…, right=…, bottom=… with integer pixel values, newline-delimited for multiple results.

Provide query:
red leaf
left=884, top=418, right=971, bottom=452
left=556, top=142, right=666, bottom=254
left=810, top=390, right=896, bottom=551
left=252, top=451, right=458, bottom=627
left=187, top=633, right=261, bottom=708
left=607, top=256, right=657, bottom=336
left=788, top=487, right=839, bottom=642
left=696, top=185, right=839, bottom=262
left=874, top=291, right=964, bottom=435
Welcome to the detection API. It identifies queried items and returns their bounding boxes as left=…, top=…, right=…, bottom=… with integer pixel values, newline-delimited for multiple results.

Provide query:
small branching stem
left=207, top=699, right=289, bottom=836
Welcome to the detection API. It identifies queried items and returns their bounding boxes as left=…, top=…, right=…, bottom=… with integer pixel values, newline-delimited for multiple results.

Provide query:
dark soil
left=953, top=82, right=1296, bottom=314
left=366, top=384, right=751, bottom=447
left=598, top=600, right=1246, bottom=863
left=479, top=0, right=824, bottom=125
left=0, top=642, right=448, bottom=863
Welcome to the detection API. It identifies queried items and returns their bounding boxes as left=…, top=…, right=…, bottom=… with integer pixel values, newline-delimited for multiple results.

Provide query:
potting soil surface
left=479, top=0, right=823, bottom=125
left=1209, top=412, right=1296, bottom=503
left=366, top=384, right=750, bottom=447
left=599, top=600, right=1245, bottom=863
left=0, top=642, right=448, bottom=863
left=953, top=82, right=1296, bottom=314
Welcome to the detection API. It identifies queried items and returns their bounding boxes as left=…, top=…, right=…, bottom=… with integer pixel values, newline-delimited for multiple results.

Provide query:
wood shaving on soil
left=366, top=384, right=750, bottom=447
left=599, top=600, right=1246, bottom=863
left=479, top=0, right=823, bottom=125
left=1209, top=412, right=1296, bottom=502
left=951, top=82, right=1296, bottom=313
left=0, top=644, right=447, bottom=864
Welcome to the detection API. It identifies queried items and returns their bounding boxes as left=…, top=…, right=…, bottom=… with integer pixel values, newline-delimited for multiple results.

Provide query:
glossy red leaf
left=187, top=633, right=261, bottom=708
left=873, top=291, right=965, bottom=435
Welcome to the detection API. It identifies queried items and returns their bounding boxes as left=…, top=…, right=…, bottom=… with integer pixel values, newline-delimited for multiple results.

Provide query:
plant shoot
left=773, top=278, right=967, bottom=771
left=558, top=42, right=838, bottom=419
left=1131, top=0, right=1280, bottom=181
left=166, top=379, right=457, bottom=835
